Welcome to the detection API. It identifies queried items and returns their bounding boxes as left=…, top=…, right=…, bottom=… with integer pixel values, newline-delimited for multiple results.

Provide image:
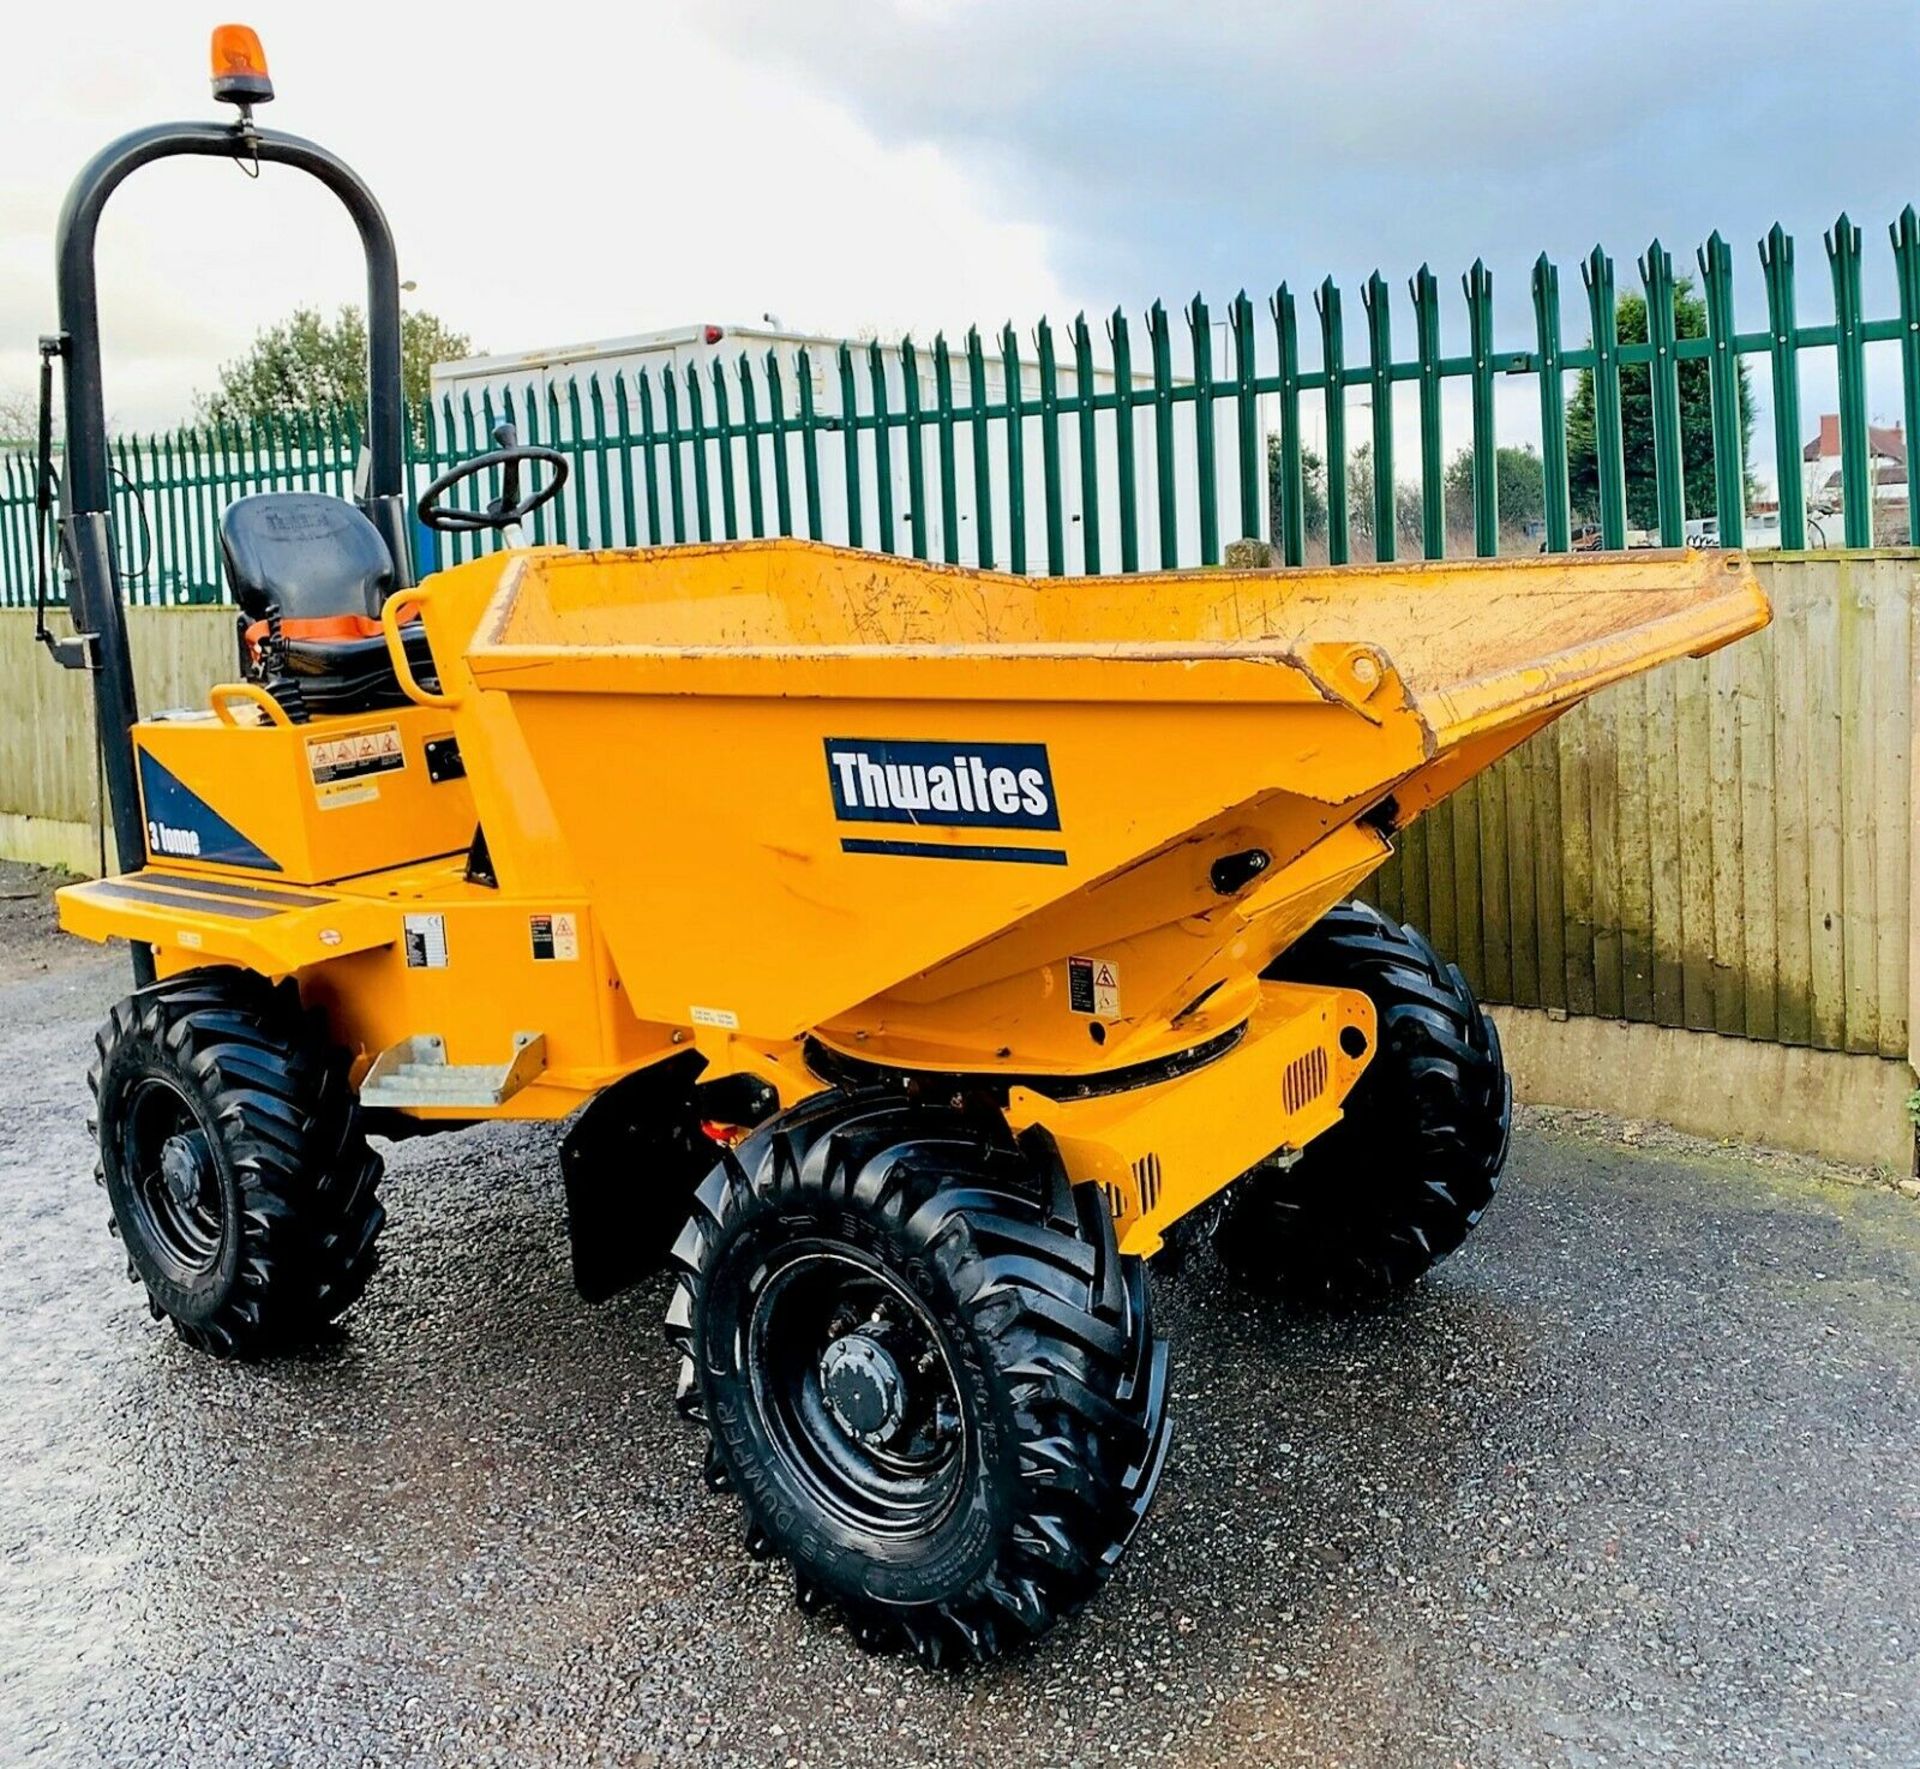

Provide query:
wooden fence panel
left=1365, top=554, right=1919, bottom=1061
left=0, top=605, right=236, bottom=832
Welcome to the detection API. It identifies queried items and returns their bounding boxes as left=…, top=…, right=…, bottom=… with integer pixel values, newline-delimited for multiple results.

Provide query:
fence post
left=1270, top=283, right=1305, bottom=566
left=1001, top=323, right=1028, bottom=574
left=588, top=375, right=612, bottom=548
left=709, top=360, right=738, bottom=540
left=1464, top=260, right=1499, bottom=556
left=161, top=429, right=185, bottom=593
left=1147, top=300, right=1178, bottom=569
left=1316, top=278, right=1348, bottom=565
left=1410, top=266, right=1445, bottom=559
left=609, top=374, right=636, bottom=548
left=1759, top=225, right=1805, bottom=550
left=1074, top=313, right=1103, bottom=574
left=637, top=368, right=664, bottom=545
left=1582, top=246, right=1629, bottom=550
left=465, top=396, right=489, bottom=545
left=966, top=327, right=995, bottom=569
left=111, top=435, right=139, bottom=601
left=737, top=356, right=765, bottom=539
left=1230, top=291, right=1260, bottom=547
left=1531, top=254, right=1572, bottom=554
left=796, top=348, right=824, bottom=542
left=867, top=339, right=894, bottom=555
left=899, top=336, right=928, bottom=561
left=1826, top=213, right=1872, bottom=548
left=185, top=424, right=211, bottom=591
left=661, top=369, right=687, bottom=544
left=1894, top=207, right=1920, bottom=546
left=933, top=334, right=960, bottom=564
left=764, top=350, right=793, bottom=539
left=1639, top=240, right=1686, bottom=547
left=161, top=434, right=185, bottom=595
left=836, top=343, right=862, bottom=549
left=566, top=380, right=591, bottom=544
left=1362, top=271, right=1395, bottom=561
left=541, top=388, right=565, bottom=538
left=1036, top=317, right=1066, bottom=575
left=1107, top=308, right=1139, bottom=573
left=1697, top=232, right=1745, bottom=549
left=519, top=386, right=549, bottom=546
left=1187, top=294, right=1219, bottom=565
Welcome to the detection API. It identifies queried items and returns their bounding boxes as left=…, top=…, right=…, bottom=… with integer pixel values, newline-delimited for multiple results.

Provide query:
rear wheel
left=1215, top=900, right=1511, bottom=1302
left=89, top=968, right=384, bottom=1356
left=666, top=1092, right=1171, bottom=1665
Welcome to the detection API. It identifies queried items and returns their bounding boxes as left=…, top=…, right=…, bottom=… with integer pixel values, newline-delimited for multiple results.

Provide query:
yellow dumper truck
left=37, top=30, right=1769, bottom=1664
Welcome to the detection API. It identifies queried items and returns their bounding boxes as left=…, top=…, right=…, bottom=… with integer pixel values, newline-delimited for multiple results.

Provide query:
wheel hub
left=159, top=1130, right=213, bottom=1210
left=819, top=1332, right=907, bottom=1444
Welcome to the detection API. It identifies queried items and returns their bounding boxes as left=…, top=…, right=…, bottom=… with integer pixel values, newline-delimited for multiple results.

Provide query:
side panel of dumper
left=444, top=542, right=1767, bottom=1072
left=490, top=684, right=1422, bottom=1050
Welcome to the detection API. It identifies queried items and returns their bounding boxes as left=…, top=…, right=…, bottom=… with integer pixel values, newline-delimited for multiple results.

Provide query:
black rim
left=117, top=1076, right=226, bottom=1281
left=743, top=1247, right=968, bottom=1541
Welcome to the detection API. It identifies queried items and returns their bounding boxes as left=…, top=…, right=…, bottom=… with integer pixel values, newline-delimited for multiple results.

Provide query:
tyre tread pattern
left=88, top=967, right=384, bottom=1355
left=666, top=1096, right=1170, bottom=1666
left=1219, top=900, right=1511, bottom=1302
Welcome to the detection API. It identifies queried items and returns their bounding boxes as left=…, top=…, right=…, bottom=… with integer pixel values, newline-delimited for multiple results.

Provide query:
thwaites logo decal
left=823, top=738, right=1066, bottom=865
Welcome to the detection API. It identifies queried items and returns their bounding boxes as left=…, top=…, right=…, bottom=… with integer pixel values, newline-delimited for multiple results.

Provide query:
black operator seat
left=219, top=491, right=437, bottom=721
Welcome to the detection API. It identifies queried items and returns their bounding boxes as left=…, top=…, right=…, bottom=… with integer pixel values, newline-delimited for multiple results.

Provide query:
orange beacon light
left=210, top=25, right=274, bottom=108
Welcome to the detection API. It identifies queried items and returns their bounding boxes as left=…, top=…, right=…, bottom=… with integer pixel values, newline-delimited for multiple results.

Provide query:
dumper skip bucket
left=450, top=540, right=1768, bottom=1060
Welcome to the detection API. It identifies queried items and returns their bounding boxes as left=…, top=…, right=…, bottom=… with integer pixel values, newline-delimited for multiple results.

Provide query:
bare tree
left=0, top=385, right=44, bottom=447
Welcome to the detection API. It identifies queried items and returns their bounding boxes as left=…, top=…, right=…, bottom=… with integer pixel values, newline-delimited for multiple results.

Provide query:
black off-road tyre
left=1215, top=900, right=1511, bottom=1303
left=666, top=1091, right=1171, bottom=1665
left=89, top=967, right=385, bottom=1356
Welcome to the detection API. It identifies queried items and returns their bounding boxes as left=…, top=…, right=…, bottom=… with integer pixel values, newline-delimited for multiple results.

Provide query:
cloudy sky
left=7, top=0, right=1917, bottom=488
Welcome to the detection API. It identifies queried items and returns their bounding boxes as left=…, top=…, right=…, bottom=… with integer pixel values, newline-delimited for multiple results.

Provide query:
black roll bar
left=50, top=117, right=410, bottom=982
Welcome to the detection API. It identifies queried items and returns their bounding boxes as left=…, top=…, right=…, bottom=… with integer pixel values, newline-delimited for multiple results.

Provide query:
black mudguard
left=560, top=1056, right=781, bottom=1302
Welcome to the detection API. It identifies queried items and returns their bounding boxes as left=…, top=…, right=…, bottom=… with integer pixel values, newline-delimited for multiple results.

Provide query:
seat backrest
left=220, top=492, right=394, bottom=625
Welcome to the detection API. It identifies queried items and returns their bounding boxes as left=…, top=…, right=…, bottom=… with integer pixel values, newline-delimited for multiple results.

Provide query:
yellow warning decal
left=306, top=723, right=405, bottom=787
left=1066, top=955, right=1121, bottom=1017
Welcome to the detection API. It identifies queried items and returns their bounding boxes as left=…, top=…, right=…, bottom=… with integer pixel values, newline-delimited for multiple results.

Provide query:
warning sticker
left=530, top=912, right=579, bottom=962
left=1067, top=955, right=1121, bottom=1017
left=315, top=780, right=379, bottom=812
left=307, top=723, right=406, bottom=787
left=690, top=1005, right=740, bottom=1030
left=403, top=913, right=448, bottom=969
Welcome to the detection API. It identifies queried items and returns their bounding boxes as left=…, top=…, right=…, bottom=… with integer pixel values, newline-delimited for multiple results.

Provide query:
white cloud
left=1, top=1, right=1070, bottom=426
left=12, top=0, right=1918, bottom=503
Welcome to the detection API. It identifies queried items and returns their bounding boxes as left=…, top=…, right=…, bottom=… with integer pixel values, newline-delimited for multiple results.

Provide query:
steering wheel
left=417, top=421, right=569, bottom=534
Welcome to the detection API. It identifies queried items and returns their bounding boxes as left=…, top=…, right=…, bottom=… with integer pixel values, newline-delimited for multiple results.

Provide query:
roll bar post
left=50, top=116, right=409, bottom=980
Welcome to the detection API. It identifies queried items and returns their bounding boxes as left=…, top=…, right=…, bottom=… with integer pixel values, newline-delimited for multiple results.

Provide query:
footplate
left=358, top=1031, right=548, bottom=1109
left=56, top=869, right=392, bottom=974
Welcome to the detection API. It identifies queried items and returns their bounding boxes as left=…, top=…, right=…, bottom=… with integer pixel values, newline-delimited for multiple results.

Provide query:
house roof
left=1804, top=413, right=1907, bottom=466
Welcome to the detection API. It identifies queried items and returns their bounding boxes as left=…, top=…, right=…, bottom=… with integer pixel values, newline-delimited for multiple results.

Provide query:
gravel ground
left=2, top=859, right=1918, bottom=1768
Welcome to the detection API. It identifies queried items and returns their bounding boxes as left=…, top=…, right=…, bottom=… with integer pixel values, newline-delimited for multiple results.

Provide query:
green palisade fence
left=5, top=206, right=1920, bottom=603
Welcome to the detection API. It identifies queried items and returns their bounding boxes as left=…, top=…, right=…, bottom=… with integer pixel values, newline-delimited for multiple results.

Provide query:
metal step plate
left=358, top=1031, right=547, bottom=1110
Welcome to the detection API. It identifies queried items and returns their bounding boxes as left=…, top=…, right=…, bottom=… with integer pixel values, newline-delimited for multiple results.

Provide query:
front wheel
left=89, top=968, right=385, bottom=1355
left=1215, top=900, right=1511, bottom=1303
left=666, top=1092, right=1171, bottom=1665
